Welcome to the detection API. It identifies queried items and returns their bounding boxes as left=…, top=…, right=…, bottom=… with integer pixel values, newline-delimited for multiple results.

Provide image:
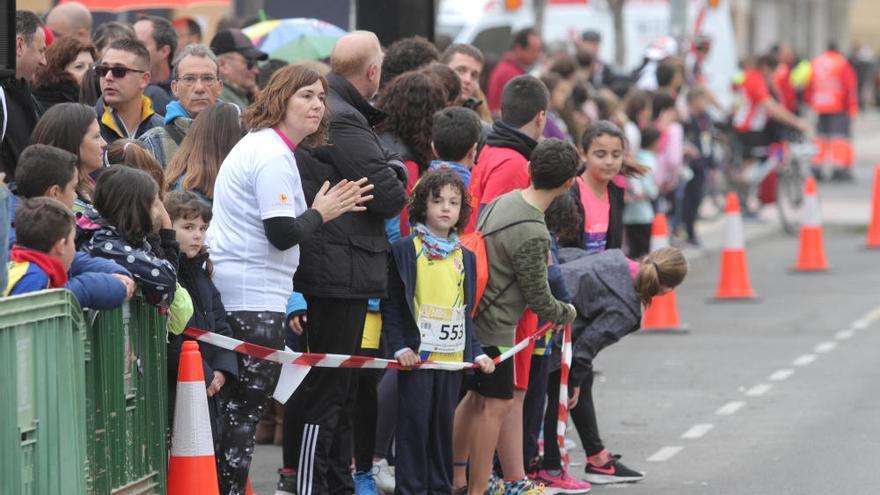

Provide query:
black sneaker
left=583, top=454, right=644, bottom=484
left=275, top=469, right=298, bottom=495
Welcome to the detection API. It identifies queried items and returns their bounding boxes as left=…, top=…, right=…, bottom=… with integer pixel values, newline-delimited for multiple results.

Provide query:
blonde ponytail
left=635, top=247, right=688, bottom=305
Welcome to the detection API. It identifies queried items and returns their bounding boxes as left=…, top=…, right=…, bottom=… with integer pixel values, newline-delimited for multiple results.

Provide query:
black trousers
left=682, top=162, right=707, bottom=241
left=522, top=354, right=550, bottom=467
left=544, top=367, right=603, bottom=470
left=353, top=353, right=382, bottom=472
left=283, top=297, right=368, bottom=495
left=624, top=224, right=652, bottom=259
left=395, top=369, right=461, bottom=495
left=218, top=311, right=285, bottom=495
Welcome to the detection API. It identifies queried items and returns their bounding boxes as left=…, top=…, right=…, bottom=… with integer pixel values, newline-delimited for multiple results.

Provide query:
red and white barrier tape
left=557, top=324, right=572, bottom=464
left=182, top=322, right=553, bottom=371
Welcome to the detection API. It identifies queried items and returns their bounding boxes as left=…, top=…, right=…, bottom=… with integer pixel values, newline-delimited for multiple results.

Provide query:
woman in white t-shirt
left=207, top=64, right=372, bottom=494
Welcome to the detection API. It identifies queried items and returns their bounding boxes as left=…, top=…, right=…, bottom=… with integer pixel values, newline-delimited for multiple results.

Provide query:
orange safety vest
left=807, top=51, right=858, bottom=116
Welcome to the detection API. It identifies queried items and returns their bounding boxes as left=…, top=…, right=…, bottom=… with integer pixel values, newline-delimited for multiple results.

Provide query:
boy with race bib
left=382, top=169, right=495, bottom=495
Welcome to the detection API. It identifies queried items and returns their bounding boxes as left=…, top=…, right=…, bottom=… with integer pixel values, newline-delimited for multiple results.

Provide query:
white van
left=436, top=0, right=739, bottom=109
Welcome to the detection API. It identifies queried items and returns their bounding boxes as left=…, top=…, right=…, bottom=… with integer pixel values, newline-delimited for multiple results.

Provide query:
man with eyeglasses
left=140, top=44, right=223, bottom=168
left=210, top=29, right=267, bottom=111
left=94, top=38, right=164, bottom=145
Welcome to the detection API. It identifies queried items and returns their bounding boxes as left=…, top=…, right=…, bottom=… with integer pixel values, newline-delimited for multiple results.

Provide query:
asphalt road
left=578, top=226, right=880, bottom=495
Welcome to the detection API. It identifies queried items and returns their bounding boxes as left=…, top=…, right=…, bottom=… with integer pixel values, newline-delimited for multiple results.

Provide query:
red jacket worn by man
left=805, top=47, right=858, bottom=175
left=485, top=28, right=543, bottom=114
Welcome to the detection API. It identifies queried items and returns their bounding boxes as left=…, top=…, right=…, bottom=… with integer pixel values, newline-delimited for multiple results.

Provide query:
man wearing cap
left=210, top=29, right=267, bottom=111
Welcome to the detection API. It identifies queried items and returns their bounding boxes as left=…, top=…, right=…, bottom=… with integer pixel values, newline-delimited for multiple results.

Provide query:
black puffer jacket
left=293, top=72, right=408, bottom=299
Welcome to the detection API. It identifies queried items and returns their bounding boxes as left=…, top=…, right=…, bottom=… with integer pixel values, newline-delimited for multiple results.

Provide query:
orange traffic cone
left=794, top=177, right=828, bottom=271
left=168, top=341, right=220, bottom=495
left=714, top=193, right=757, bottom=300
left=246, top=478, right=256, bottom=495
left=866, top=166, right=880, bottom=248
left=642, top=213, right=687, bottom=332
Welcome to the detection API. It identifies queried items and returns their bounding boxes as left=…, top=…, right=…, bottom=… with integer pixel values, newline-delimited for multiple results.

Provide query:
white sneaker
left=373, top=458, right=395, bottom=494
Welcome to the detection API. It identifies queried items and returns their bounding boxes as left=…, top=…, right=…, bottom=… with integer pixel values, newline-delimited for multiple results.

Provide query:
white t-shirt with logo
left=207, top=128, right=308, bottom=312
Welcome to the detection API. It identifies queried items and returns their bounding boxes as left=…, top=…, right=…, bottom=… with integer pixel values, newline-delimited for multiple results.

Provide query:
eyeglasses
left=93, top=65, right=147, bottom=79
left=176, top=74, right=219, bottom=86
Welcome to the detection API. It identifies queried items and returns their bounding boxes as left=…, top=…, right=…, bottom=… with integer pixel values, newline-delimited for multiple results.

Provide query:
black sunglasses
left=93, top=65, right=147, bottom=78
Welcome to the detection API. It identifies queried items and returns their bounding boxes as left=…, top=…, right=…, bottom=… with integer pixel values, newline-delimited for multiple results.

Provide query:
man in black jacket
left=1, top=11, right=47, bottom=181
left=281, top=31, right=408, bottom=495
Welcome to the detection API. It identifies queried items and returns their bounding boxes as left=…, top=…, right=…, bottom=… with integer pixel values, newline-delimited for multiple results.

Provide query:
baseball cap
left=210, top=28, right=268, bottom=61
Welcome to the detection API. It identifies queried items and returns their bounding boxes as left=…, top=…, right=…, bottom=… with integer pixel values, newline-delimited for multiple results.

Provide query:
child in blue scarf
left=382, top=169, right=495, bottom=495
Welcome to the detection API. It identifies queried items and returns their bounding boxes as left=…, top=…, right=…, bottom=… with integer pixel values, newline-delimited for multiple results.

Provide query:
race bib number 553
left=417, top=304, right=466, bottom=354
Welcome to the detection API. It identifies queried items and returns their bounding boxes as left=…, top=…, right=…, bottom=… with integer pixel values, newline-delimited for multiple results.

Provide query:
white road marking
left=814, top=341, right=837, bottom=353
left=835, top=329, right=854, bottom=340
left=647, top=446, right=684, bottom=462
left=716, top=401, right=746, bottom=416
left=792, top=354, right=816, bottom=367
left=851, top=306, right=880, bottom=330
left=852, top=320, right=870, bottom=330
left=681, top=423, right=714, bottom=440
left=745, top=383, right=773, bottom=397
left=769, top=368, right=795, bottom=382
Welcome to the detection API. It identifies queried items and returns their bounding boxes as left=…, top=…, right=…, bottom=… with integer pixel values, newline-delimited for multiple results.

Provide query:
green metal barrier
left=0, top=290, right=88, bottom=495
left=1, top=290, right=168, bottom=494
left=85, top=297, right=168, bottom=494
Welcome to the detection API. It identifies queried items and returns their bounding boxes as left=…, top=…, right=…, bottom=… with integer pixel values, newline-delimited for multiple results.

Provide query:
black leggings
left=543, top=367, right=603, bottom=470
left=373, top=369, right=398, bottom=461
left=218, top=311, right=284, bottom=495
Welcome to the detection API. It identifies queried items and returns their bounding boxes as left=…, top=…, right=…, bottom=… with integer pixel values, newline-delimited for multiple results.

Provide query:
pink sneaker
left=530, top=469, right=591, bottom=494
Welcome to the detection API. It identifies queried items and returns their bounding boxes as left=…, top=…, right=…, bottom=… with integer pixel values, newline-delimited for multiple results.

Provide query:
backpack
left=460, top=201, right=543, bottom=316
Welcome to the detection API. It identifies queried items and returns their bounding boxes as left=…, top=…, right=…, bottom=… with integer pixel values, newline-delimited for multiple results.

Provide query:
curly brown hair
left=375, top=71, right=446, bottom=171
left=407, top=168, right=471, bottom=233
left=545, top=192, right=583, bottom=247
left=34, top=36, right=97, bottom=89
left=243, top=64, right=329, bottom=147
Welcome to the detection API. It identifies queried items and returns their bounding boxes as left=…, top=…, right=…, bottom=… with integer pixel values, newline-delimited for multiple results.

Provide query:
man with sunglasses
left=94, top=38, right=163, bottom=145
left=210, top=29, right=267, bottom=111
left=140, top=44, right=223, bottom=168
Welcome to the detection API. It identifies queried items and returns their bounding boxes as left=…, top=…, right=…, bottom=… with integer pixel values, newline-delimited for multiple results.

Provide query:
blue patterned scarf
left=413, top=223, right=460, bottom=260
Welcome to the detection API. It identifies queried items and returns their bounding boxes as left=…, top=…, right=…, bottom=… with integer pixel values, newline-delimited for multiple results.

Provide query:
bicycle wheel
left=776, top=157, right=805, bottom=235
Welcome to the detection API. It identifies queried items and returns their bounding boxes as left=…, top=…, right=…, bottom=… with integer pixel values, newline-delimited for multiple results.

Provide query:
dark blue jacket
left=382, top=235, right=484, bottom=363
left=169, top=251, right=238, bottom=388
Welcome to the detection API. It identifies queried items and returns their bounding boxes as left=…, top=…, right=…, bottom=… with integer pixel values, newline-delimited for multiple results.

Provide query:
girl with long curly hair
left=376, top=70, right=447, bottom=237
